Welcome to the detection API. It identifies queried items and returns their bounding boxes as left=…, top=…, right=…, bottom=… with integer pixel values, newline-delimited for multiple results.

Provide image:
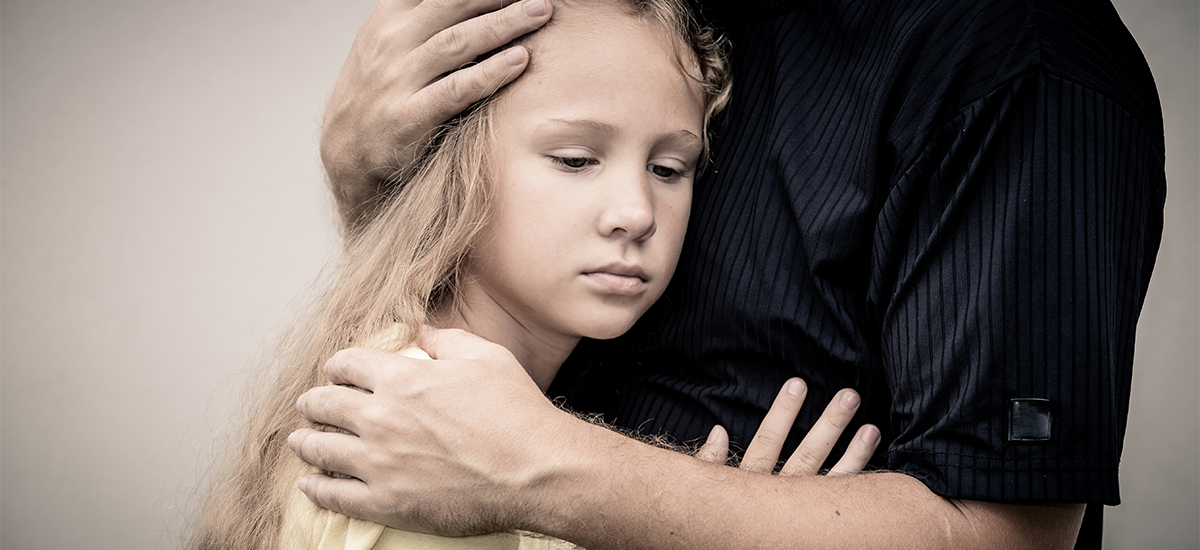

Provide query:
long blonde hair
left=188, top=1, right=729, bottom=548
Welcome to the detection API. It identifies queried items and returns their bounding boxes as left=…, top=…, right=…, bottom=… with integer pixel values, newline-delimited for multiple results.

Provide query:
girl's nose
left=598, top=171, right=656, bottom=242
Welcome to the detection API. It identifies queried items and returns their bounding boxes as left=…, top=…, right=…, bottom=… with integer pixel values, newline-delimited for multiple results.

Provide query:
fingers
left=288, top=428, right=365, bottom=480
left=295, top=384, right=372, bottom=434
left=779, top=389, right=861, bottom=476
left=827, top=424, right=881, bottom=476
left=296, top=473, right=374, bottom=521
left=320, top=0, right=551, bottom=230
left=695, top=425, right=730, bottom=465
left=407, top=45, right=529, bottom=130
left=405, top=0, right=552, bottom=87
left=405, top=0, right=545, bottom=40
left=715, top=384, right=876, bottom=478
left=324, top=346, right=418, bottom=391
left=418, top=325, right=502, bottom=361
left=741, top=378, right=807, bottom=473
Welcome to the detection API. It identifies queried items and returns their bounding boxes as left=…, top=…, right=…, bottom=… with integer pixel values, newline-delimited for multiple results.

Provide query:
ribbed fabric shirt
left=549, top=0, right=1165, bottom=546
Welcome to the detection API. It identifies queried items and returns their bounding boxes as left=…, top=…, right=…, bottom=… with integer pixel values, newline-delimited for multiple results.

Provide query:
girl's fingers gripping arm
left=826, top=424, right=881, bottom=476
left=740, top=378, right=807, bottom=473
left=695, top=425, right=730, bottom=465
left=778, top=389, right=862, bottom=476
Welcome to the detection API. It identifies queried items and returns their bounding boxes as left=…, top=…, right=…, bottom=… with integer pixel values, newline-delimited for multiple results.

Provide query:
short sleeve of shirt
left=871, top=67, right=1165, bottom=503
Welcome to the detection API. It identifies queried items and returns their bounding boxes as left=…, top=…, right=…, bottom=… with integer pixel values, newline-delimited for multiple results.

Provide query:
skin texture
left=442, top=8, right=704, bottom=389
left=299, top=1, right=1087, bottom=547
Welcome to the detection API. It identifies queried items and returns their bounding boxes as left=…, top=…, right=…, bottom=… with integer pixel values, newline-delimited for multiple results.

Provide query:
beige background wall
left=1, top=1, right=1195, bottom=548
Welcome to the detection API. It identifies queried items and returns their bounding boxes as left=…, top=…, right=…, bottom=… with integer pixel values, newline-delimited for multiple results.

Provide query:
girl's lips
left=584, top=271, right=647, bottom=296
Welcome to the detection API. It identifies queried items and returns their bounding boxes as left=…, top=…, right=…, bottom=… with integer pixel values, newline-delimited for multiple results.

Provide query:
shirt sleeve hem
left=887, top=450, right=1121, bottom=504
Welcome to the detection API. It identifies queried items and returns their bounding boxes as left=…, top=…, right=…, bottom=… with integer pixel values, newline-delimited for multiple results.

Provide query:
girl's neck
left=432, top=284, right=578, bottom=392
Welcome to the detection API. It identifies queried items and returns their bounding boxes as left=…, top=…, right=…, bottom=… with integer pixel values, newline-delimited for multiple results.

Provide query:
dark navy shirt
left=549, top=0, right=1164, bottom=545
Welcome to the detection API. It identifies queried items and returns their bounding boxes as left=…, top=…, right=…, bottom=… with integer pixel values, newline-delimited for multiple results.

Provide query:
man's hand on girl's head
left=322, top=0, right=553, bottom=233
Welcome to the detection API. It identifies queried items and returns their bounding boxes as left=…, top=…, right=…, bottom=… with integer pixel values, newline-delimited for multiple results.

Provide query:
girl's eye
left=649, top=164, right=680, bottom=179
left=551, top=157, right=595, bottom=170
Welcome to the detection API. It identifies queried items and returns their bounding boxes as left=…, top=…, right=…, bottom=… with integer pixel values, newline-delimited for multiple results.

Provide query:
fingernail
left=786, top=378, right=805, bottom=396
left=524, top=0, right=547, bottom=17
left=287, top=431, right=297, bottom=448
left=840, top=391, right=860, bottom=410
left=505, top=47, right=524, bottom=66
left=298, top=476, right=309, bottom=493
left=862, top=425, right=881, bottom=445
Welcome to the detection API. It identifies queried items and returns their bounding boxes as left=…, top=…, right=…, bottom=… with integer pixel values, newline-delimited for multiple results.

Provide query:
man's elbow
left=951, top=500, right=1086, bottom=550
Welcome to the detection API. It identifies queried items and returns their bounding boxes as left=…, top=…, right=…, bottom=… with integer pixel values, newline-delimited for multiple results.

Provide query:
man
left=289, top=0, right=1165, bottom=547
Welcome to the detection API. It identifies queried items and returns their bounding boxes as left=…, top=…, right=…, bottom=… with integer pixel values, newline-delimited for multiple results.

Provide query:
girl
left=190, top=0, right=875, bottom=548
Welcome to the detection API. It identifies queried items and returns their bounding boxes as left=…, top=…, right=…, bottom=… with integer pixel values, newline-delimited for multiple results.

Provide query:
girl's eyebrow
left=538, top=118, right=620, bottom=136
left=657, top=129, right=703, bottom=154
left=538, top=119, right=702, bottom=151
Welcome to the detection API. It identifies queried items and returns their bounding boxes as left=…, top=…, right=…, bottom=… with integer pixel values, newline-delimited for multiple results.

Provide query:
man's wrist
left=498, top=413, right=617, bottom=532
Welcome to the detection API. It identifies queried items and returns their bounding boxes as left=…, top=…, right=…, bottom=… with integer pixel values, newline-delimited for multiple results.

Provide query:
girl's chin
left=578, top=317, right=642, bottom=341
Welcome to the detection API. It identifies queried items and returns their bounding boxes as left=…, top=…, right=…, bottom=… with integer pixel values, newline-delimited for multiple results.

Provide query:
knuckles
left=295, top=387, right=333, bottom=419
left=325, top=346, right=379, bottom=379
left=751, top=428, right=784, bottom=450
left=475, top=9, right=509, bottom=46
left=289, top=429, right=329, bottom=469
left=432, top=25, right=472, bottom=60
left=440, top=0, right=482, bottom=15
left=791, top=440, right=828, bottom=471
left=358, top=402, right=399, bottom=433
left=329, top=346, right=373, bottom=363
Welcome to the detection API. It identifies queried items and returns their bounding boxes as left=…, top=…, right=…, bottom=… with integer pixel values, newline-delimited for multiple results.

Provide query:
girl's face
left=465, top=7, right=705, bottom=345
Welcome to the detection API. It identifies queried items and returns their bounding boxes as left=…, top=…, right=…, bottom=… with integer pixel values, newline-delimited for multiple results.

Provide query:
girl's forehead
left=505, top=8, right=701, bottom=103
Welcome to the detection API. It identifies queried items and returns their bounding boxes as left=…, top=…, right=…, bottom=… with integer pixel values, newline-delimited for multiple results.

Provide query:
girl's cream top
left=281, top=487, right=577, bottom=550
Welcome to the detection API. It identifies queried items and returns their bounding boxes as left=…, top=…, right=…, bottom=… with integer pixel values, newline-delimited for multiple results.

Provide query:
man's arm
left=288, top=328, right=1085, bottom=549
left=321, top=0, right=551, bottom=233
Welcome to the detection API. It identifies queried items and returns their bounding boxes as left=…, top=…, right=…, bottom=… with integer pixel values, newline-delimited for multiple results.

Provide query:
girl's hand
left=695, top=379, right=881, bottom=476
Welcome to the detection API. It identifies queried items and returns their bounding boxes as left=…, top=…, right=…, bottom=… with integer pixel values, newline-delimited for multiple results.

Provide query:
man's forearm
left=523, top=419, right=1085, bottom=550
